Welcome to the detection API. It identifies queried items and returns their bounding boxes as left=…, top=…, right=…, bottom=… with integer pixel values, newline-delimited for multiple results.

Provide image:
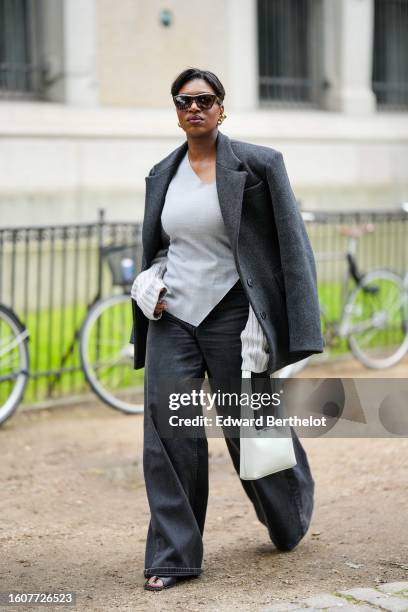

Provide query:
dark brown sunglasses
left=173, top=93, right=222, bottom=111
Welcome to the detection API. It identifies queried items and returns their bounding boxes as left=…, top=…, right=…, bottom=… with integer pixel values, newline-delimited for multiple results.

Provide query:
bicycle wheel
left=79, top=294, right=143, bottom=414
left=345, top=269, right=408, bottom=369
left=0, top=304, right=29, bottom=425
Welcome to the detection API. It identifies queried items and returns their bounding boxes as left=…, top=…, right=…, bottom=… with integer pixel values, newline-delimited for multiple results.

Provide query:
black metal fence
left=0, top=208, right=407, bottom=406
left=0, top=211, right=142, bottom=405
left=306, top=207, right=408, bottom=277
left=306, top=208, right=408, bottom=344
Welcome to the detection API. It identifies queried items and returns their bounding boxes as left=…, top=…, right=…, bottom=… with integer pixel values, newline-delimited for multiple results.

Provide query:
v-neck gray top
left=160, top=151, right=239, bottom=326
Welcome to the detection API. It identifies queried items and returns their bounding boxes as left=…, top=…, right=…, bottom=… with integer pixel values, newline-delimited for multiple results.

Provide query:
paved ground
left=0, top=355, right=407, bottom=611
left=260, top=581, right=408, bottom=611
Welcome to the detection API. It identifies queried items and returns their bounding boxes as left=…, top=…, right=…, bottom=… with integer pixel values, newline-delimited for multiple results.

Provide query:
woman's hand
left=153, top=288, right=168, bottom=317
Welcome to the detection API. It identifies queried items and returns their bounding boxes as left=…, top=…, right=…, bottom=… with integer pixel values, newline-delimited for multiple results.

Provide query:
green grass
left=318, top=281, right=349, bottom=356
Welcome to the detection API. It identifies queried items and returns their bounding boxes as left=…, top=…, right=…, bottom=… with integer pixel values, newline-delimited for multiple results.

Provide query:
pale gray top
left=159, top=150, right=239, bottom=326
left=130, top=255, right=270, bottom=373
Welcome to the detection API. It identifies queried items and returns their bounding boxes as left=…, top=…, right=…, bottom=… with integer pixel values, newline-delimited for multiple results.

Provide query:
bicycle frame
left=315, top=231, right=368, bottom=344
left=0, top=328, right=29, bottom=357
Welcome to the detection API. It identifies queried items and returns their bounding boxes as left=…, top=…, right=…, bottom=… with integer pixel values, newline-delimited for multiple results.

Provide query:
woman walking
left=130, top=67, right=324, bottom=591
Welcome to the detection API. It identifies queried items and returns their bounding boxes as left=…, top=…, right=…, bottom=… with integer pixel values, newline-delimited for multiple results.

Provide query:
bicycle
left=275, top=214, right=408, bottom=378
left=79, top=243, right=144, bottom=414
left=0, top=303, right=30, bottom=425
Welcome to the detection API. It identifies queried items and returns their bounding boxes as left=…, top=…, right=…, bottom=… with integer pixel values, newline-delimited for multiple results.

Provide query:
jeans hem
left=271, top=523, right=307, bottom=552
left=144, top=566, right=202, bottom=578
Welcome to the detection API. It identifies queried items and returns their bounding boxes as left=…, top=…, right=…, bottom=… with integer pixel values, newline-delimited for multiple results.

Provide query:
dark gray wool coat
left=130, top=129, right=325, bottom=374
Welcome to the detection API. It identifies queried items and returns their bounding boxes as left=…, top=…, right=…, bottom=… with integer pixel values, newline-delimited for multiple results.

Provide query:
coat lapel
left=142, top=130, right=248, bottom=266
left=215, top=131, right=248, bottom=255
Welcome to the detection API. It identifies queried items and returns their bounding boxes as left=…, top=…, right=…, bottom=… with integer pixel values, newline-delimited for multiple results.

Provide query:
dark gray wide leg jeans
left=143, top=279, right=315, bottom=578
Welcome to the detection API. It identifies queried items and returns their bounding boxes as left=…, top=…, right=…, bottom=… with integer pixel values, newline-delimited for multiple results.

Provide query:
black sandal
left=144, top=575, right=197, bottom=591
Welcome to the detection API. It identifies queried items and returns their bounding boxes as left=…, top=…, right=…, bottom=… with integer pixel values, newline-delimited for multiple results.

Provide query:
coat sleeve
left=129, top=164, right=162, bottom=350
left=265, top=151, right=324, bottom=353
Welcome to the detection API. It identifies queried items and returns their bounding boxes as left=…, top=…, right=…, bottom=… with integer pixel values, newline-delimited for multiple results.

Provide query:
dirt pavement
left=0, top=357, right=407, bottom=611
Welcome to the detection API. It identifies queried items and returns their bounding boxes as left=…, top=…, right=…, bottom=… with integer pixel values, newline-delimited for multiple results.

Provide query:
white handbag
left=239, top=370, right=297, bottom=480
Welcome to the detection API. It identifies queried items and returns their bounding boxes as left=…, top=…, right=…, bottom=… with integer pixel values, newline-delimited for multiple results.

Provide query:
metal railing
left=0, top=211, right=142, bottom=405
left=0, top=208, right=407, bottom=406
left=305, top=207, right=408, bottom=280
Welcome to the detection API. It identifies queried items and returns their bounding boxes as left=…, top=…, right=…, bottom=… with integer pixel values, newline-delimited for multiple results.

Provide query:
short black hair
left=171, top=67, right=225, bottom=102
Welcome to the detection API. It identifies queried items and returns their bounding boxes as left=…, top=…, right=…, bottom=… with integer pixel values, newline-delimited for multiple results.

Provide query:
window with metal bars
left=372, top=0, right=408, bottom=110
left=0, top=0, right=43, bottom=99
left=257, top=0, right=324, bottom=108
